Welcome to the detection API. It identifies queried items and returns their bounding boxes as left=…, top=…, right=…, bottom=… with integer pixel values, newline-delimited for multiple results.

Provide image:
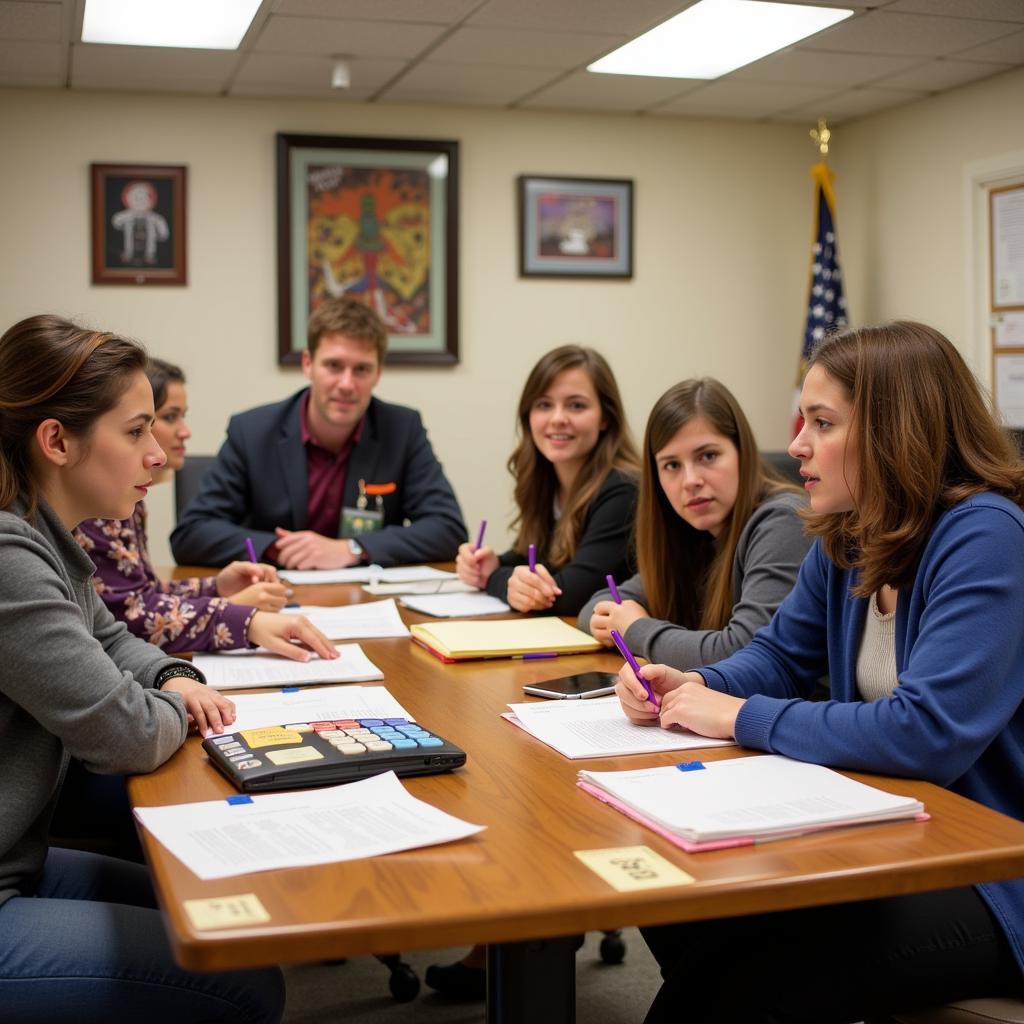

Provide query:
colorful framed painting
left=276, top=133, right=459, bottom=366
left=518, top=175, right=633, bottom=279
left=90, top=163, right=187, bottom=285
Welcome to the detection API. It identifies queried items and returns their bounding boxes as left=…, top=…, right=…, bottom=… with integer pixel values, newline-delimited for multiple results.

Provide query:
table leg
left=486, top=935, right=579, bottom=1024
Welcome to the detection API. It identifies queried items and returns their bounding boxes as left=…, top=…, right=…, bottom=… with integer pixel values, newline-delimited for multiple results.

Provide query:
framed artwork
left=276, top=132, right=459, bottom=366
left=90, top=163, right=187, bottom=285
left=518, top=175, right=633, bottom=279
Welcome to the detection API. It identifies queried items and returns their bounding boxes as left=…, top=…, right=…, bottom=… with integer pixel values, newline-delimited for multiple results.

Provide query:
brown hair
left=636, top=378, right=800, bottom=629
left=0, top=314, right=148, bottom=516
left=147, top=357, right=185, bottom=410
left=307, top=296, right=388, bottom=361
left=508, top=346, right=640, bottom=568
left=804, top=320, right=1024, bottom=596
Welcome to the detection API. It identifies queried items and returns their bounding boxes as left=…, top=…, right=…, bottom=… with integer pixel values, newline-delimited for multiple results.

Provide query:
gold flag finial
left=809, top=119, right=831, bottom=158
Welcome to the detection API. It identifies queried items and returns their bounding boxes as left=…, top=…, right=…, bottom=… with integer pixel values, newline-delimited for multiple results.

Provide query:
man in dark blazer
left=170, top=298, right=465, bottom=569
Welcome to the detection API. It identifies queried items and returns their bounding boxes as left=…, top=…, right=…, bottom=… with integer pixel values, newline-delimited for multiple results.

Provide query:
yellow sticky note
left=239, top=727, right=303, bottom=749
left=574, top=846, right=694, bottom=892
left=266, top=745, right=325, bottom=766
left=184, top=893, right=271, bottom=931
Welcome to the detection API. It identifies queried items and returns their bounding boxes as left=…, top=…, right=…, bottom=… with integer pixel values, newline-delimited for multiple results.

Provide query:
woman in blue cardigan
left=617, top=321, right=1024, bottom=1022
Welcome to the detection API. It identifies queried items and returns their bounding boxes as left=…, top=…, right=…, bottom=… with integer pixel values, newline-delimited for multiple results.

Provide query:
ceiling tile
left=654, top=78, right=841, bottom=116
left=73, top=76, right=224, bottom=94
left=381, top=60, right=559, bottom=104
left=233, top=51, right=404, bottom=95
left=521, top=68, right=696, bottom=111
left=953, top=27, right=1024, bottom=63
left=730, top=48, right=925, bottom=86
left=885, top=0, right=1024, bottom=21
left=468, top=0, right=692, bottom=36
left=801, top=10, right=1012, bottom=56
left=253, top=15, right=444, bottom=57
left=0, top=68, right=60, bottom=85
left=0, top=38, right=60, bottom=73
left=71, top=43, right=238, bottom=81
left=873, top=57, right=1010, bottom=90
left=0, top=1, right=62, bottom=41
left=272, top=0, right=480, bottom=22
left=428, top=26, right=623, bottom=69
left=776, top=85, right=927, bottom=122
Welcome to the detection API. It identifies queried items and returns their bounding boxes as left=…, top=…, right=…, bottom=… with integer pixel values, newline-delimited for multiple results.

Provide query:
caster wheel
left=599, top=931, right=626, bottom=964
left=389, top=963, right=421, bottom=1002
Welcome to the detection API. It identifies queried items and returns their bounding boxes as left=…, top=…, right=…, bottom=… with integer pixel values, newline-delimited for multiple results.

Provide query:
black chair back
left=760, top=450, right=803, bottom=487
left=174, top=456, right=216, bottom=522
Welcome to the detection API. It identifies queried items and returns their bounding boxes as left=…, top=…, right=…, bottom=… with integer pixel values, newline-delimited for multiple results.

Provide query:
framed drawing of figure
left=276, top=132, right=459, bottom=366
left=90, top=164, right=187, bottom=285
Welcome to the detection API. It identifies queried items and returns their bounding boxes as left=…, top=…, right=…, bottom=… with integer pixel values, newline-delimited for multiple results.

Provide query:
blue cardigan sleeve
left=709, top=503, right=1024, bottom=786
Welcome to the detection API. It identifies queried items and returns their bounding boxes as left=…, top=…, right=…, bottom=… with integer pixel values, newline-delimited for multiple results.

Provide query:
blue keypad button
left=383, top=718, right=407, bottom=725
left=391, top=739, right=417, bottom=749
left=397, top=725, right=424, bottom=735
left=358, top=719, right=383, bottom=727
left=417, top=737, right=444, bottom=747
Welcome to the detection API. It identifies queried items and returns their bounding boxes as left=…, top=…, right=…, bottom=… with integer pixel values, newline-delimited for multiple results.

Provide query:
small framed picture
left=518, top=175, right=633, bottom=279
left=90, top=163, right=187, bottom=285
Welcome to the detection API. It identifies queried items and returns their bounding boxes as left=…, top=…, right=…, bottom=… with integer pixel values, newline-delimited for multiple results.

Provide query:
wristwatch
left=348, top=538, right=364, bottom=561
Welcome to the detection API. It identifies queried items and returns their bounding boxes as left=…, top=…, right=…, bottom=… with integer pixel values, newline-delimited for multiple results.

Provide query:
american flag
left=794, top=161, right=848, bottom=434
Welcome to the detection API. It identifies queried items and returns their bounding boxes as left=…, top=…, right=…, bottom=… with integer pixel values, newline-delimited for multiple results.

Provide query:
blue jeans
left=0, top=847, right=285, bottom=1023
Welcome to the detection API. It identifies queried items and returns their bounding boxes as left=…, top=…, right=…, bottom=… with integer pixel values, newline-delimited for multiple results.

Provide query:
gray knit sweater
left=578, top=491, right=810, bottom=670
left=0, top=498, right=188, bottom=907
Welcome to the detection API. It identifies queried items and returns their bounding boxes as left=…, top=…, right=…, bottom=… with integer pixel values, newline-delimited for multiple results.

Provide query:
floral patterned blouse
left=75, top=503, right=256, bottom=653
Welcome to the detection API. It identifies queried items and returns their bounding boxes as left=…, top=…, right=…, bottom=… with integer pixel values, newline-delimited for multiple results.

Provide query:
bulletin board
left=990, top=182, right=1024, bottom=429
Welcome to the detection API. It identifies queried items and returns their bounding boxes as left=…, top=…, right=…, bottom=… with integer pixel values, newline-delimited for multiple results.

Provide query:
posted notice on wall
left=992, top=185, right=1024, bottom=309
left=995, top=354, right=1024, bottom=428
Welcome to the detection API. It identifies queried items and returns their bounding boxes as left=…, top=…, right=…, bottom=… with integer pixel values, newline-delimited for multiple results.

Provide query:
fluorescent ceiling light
left=82, top=0, right=262, bottom=49
left=588, top=0, right=853, bottom=80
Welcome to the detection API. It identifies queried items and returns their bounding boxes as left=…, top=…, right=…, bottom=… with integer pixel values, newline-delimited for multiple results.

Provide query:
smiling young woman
left=0, top=314, right=285, bottom=1023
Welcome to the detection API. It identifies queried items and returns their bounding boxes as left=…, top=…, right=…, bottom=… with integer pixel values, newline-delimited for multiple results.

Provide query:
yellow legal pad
left=410, top=616, right=601, bottom=662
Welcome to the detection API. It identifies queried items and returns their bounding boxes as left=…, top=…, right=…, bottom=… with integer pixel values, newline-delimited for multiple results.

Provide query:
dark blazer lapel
left=278, top=393, right=309, bottom=530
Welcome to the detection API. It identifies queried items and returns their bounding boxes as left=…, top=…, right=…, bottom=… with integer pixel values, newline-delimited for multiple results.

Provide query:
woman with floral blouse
left=75, top=358, right=292, bottom=653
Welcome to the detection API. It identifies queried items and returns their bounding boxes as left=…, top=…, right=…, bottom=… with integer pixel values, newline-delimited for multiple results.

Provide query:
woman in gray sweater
left=580, top=378, right=810, bottom=669
left=0, top=315, right=321, bottom=1022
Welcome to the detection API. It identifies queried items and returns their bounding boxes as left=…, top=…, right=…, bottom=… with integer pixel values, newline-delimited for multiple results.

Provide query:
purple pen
left=528, top=543, right=536, bottom=573
left=475, top=519, right=487, bottom=550
left=245, top=537, right=258, bottom=564
left=606, top=574, right=622, bottom=604
left=610, top=628, right=659, bottom=710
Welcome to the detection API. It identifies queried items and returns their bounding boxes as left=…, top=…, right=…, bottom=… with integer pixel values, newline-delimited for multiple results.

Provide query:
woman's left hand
left=658, top=679, right=745, bottom=740
left=160, top=676, right=236, bottom=736
left=216, top=560, right=280, bottom=597
left=506, top=563, right=562, bottom=612
left=589, top=599, right=648, bottom=645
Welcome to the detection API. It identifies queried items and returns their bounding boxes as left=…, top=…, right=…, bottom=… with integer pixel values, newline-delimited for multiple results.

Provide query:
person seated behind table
left=170, top=295, right=466, bottom=570
left=615, top=321, right=1024, bottom=1023
left=579, top=377, right=810, bottom=668
left=431, top=345, right=639, bottom=1000
left=455, top=344, right=639, bottom=615
left=76, top=357, right=309, bottom=655
left=0, top=314, right=337, bottom=1022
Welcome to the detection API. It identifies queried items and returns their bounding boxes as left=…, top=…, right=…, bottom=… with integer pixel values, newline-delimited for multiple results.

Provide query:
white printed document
left=194, top=644, right=383, bottom=690
left=134, top=771, right=485, bottom=880
left=279, top=565, right=457, bottom=585
left=505, top=696, right=734, bottom=759
left=225, top=685, right=413, bottom=733
left=363, top=580, right=476, bottom=596
left=401, top=593, right=511, bottom=617
left=579, top=755, right=925, bottom=846
left=281, top=598, right=409, bottom=638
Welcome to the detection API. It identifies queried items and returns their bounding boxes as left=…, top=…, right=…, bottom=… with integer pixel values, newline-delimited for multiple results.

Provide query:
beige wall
left=0, top=87, right=816, bottom=564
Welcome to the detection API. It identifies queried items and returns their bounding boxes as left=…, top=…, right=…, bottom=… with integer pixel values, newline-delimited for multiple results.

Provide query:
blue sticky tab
left=282, top=687, right=300, bottom=693
left=226, top=795, right=253, bottom=805
left=676, top=761, right=706, bottom=772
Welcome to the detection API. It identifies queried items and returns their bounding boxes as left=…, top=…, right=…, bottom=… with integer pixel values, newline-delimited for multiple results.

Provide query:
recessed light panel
left=82, top=0, right=262, bottom=49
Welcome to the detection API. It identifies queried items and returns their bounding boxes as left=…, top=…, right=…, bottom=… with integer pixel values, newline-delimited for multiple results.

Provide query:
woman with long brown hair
left=456, top=344, right=639, bottom=614
left=617, top=322, right=1024, bottom=1022
left=580, top=377, right=809, bottom=668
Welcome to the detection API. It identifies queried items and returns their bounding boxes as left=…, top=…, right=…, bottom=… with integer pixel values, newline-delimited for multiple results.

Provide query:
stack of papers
left=134, top=771, right=485, bottom=880
left=193, top=643, right=383, bottom=690
left=410, top=617, right=601, bottom=662
left=505, top=696, right=733, bottom=759
left=578, top=754, right=927, bottom=852
left=279, top=565, right=456, bottom=586
left=363, top=580, right=476, bottom=596
left=225, top=684, right=414, bottom=732
left=401, top=592, right=510, bottom=617
left=280, top=598, right=409, bottom=638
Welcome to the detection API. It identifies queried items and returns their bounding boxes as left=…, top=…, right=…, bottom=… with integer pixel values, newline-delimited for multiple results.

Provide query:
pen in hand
left=244, top=536, right=260, bottom=584
left=606, top=574, right=622, bottom=604
left=610, top=628, right=659, bottom=710
left=528, top=543, right=536, bottom=573
left=475, top=519, right=487, bottom=551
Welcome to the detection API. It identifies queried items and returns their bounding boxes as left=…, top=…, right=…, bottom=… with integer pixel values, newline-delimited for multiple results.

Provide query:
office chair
left=174, top=454, right=217, bottom=521
left=871, top=999, right=1024, bottom=1023
left=760, top=449, right=803, bottom=487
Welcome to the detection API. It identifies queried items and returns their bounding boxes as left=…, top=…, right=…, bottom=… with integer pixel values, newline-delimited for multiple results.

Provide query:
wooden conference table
left=130, top=573, right=1024, bottom=1024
